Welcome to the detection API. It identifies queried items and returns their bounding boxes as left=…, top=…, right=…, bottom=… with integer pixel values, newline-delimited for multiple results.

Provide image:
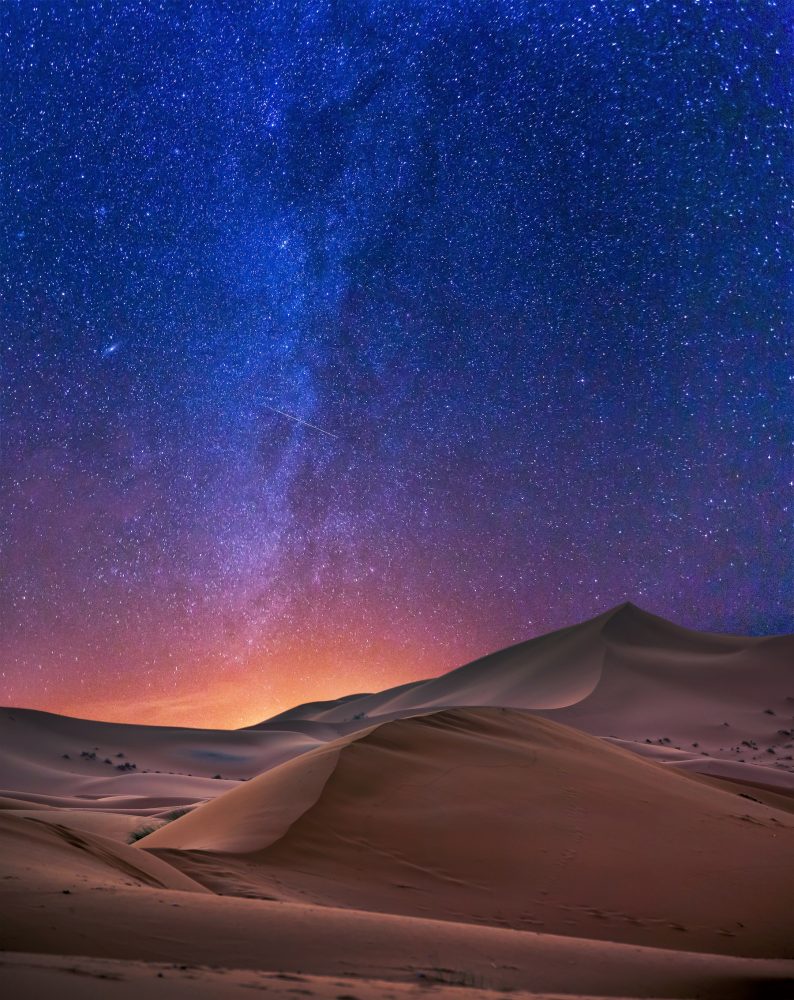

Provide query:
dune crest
left=252, top=603, right=792, bottom=730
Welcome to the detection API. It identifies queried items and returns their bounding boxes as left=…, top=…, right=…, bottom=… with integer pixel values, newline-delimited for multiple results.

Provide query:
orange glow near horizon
left=8, top=630, right=479, bottom=730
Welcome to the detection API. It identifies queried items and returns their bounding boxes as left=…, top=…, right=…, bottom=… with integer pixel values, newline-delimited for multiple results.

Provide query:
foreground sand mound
left=143, top=707, right=794, bottom=958
left=2, top=798, right=792, bottom=1000
left=2, top=948, right=793, bottom=1000
left=0, top=811, right=208, bottom=894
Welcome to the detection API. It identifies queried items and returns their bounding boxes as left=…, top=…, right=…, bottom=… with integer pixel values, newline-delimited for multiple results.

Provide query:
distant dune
left=254, top=602, right=794, bottom=794
left=1, top=604, right=792, bottom=998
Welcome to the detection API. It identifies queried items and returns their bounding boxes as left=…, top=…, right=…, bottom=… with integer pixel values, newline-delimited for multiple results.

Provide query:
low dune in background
left=1, top=603, right=792, bottom=998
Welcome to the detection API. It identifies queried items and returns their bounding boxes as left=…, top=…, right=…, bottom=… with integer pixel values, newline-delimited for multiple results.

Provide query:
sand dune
left=1, top=947, right=792, bottom=1000
left=143, top=707, right=794, bottom=958
left=255, top=603, right=794, bottom=793
left=2, top=604, right=792, bottom=998
left=537, top=605, right=794, bottom=783
left=264, top=608, right=615, bottom=723
left=3, top=604, right=790, bottom=816
left=0, top=811, right=207, bottom=894
left=260, top=602, right=789, bottom=725
left=0, top=953, right=664, bottom=1000
left=0, top=705, right=324, bottom=817
left=0, top=704, right=325, bottom=786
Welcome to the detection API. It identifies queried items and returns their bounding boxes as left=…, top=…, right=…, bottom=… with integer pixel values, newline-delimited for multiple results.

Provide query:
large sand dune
left=261, top=602, right=791, bottom=724
left=0, top=705, right=323, bottom=802
left=1, top=604, right=792, bottom=998
left=142, top=707, right=794, bottom=958
left=258, top=602, right=794, bottom=793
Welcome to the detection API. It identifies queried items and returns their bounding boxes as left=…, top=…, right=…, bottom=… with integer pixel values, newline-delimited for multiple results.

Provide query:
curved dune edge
left=261, top=606, right=619, bottom=727
left=139, top=726, right=378, bottom=852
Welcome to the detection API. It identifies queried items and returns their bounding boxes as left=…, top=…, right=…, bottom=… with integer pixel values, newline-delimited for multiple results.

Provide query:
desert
left=1, top=603, right=792, bottom=999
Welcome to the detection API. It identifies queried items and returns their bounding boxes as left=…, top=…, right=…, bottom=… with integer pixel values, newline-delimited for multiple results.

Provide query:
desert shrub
left=161, top=807, right=190, bottom=822
left=127, top=824, right=158, bottom=843
left=127, top=807, right=191, bottom=844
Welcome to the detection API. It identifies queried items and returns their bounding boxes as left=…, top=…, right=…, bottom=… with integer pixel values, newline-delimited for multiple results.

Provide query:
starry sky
left=1, top=1, right=790, bottom=728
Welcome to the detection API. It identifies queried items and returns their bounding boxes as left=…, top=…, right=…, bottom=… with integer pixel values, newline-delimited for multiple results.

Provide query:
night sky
left=2, top=2, right=790, bottom=728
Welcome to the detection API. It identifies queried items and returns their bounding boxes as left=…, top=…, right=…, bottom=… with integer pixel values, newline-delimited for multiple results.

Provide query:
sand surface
left=1, top=603, right=792, bottom=998
left=143, top=708, right=794, bottom=958
left=0, top=953, right=652, bottom=1000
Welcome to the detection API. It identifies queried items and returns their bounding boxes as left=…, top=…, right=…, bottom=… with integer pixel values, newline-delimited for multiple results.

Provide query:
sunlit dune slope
left=143, top=706, right=794, bottom=958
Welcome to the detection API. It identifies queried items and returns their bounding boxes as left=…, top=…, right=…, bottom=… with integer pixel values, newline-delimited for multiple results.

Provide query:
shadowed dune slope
left=143, top=707, right=794, bottom=958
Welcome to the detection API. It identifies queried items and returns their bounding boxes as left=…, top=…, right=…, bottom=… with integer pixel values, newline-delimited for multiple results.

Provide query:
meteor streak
left=262, top=404, right=339, bottom=439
